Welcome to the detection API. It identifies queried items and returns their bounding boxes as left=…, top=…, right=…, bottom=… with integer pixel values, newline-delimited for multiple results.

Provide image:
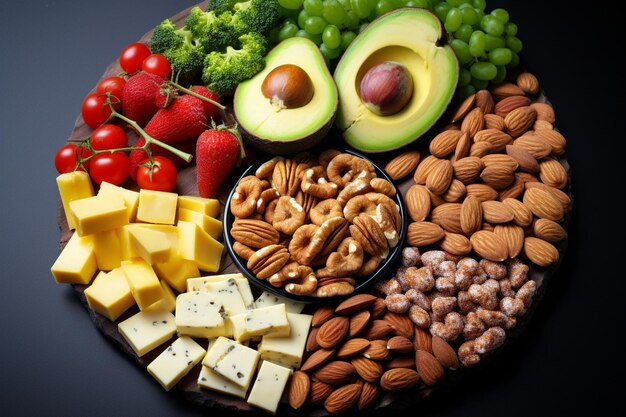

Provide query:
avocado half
left=334, top=8, right=459, bottom=153
left=233, top=37, right=338, bottom=155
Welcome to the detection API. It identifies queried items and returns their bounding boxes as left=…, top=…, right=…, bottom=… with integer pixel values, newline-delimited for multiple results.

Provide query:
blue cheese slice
left=230, top=304, right=290, bottom=342
left=118, top=309, right=176, bottom=357
left=247, top=360, right=292, bottom=414
left=202, top=336, right=259, bottom=389
left=147, top=336, right=206, bottom=391
left=197, top=365, right=248, bottom=399
left=187, top=274, right=254, bottom=308
left=257, top=313, right=312, bottom=369
left=175, top=291, right=226, bottom=338
left=254, top=291, right=306, bottom=313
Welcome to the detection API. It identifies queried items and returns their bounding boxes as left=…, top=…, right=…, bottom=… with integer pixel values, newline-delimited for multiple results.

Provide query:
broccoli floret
left=206, top=0, right=238, bottom=14
left=233, top=0, right=280, bottom=36
left=150, top=19, right=183, bottom=54
left=201, top=32, right=267, bottom=96
left=185, top=6, right=238, bottom=52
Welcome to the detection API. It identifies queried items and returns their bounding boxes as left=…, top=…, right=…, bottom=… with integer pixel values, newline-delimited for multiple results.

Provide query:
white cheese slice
left=187, top=274, right=254, bottom=308
left=230, top=304, right=290, bottom=342
left=202, top=336, right=259, bottom=389
left=118, top=309, right=176, bottom=357
left=257, top=313, right=312, bottom=369
left=147, top=336, right=206, bottom=391
left=254, top=291, right=306, bottom=313
left=197, top=365, right=247, bottom=399
left=247, top=361, right=292, bottom=414
left=175, top=291, right=226, bottom=338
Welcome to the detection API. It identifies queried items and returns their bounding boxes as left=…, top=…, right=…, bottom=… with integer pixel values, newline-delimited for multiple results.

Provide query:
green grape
left=337, top=0, right=352, bottom=9
left=375, top=0, right=396, bottom=17
left=405, top=0, right=431, bottom=8
left=320, top=43, right=342, bottom=60
left=506, top=36, right=523, bottom=53
left=491, top=8, right=509, bottom=23
left=504, top=22, right=518, bottom=36
left=470, top=61, right=497, bottom=80
left=471, top=77, right=488, bottom=90
left=305, top=16, right=326, bottom=34
left=458, top=84, right=476, bottom=100
left=351, top=0, right=372, bottom=18
left=434, top=2, right=452, bottom=21
left=268, top=27, right=281, bottom=44
left=283, top=17, right=298, bottom=27
left=322, top=24, right=342, bottom=48
left=484, top=34, right=505, bottom=51
left=296, top=28, right=322, bottom=44
left=480, top=15, right=504, bottom=36
left=279, top=0, right=305, bottom=9
left=323, top=0, right=348, bottom=25
left=488, top=47, right=512, bottom=65
left=304, top=0, right=324, bottom=16
left=345, top=10, right=361, bottom=30
left=458, top=2, right=474, bottom=9
left=470, top=0, right=486, bottom=11
left=458, top=68, right=472, bottom=86
left=450, top=39, right=472, bottom=65
left=341, top=30, right=357, bottom=49
left=280, top=6, right=301, bottom=19
left=492, top=65, right=507, bottom=84
left=460, top=7, right=479, bottom=25
left=468, top=30, right=485, bottom=57
left=455, top=24, right=473, bottom=43
left=298, top=9, right=311, bottom=28
left=445, top=8, right=463, bottom=32
left=279, top=23, right=299, bottom=41
left=446, top=0, right=466, bottom=7
left=507, top=51, right=519, bottom=68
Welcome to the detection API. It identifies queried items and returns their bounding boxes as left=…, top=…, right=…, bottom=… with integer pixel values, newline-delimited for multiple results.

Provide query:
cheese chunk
left=187, top=274, right=254, bottom=308
left=98, top=181, right=139, bottom=222
left=69, top=194, right=128, bottom=236
left=128, top=227, right=172, bottom=265
left=118, top=309, right=176, bottom=356
left=147, top=336, right=206, bottom=391
left=57, top=171, right=95, bottom=230
left=255, top=291, right=306, bottom=313
left=51, top=232, right=97, bottom=285
left=153, top=257, right=199, bottom=293
left=257, top=313, right=312, bottom=369
left=84, top=268, right=135, bottom=321
left=247, top=361, right=292, bottom=414
left=203, top=337, right=259, bottom=389
left=120, top=258, right=164, bottom=310
left=198, top=366, right=247, bottom=398
left=177, top=221, right=223, bottom=272
left=178, top=195, right=220, bottom=218
left=137, top=189, right=178, bottom=225
left=92, top=229, right=122, bottom=271
left=204, top=279, right=246, bottom=317
left=119, top=224, right=141, bottom=260
left=146, top=280, right=176, bottom=313
left=235, top=304, right=290, bottom=342
left=177, top=208, right=223, bottom=240
left=175, top=291, right=225, bottom=338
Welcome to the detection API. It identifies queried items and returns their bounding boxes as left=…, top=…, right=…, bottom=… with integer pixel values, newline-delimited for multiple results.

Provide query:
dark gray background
left=1, top=1, right=623, bottom=416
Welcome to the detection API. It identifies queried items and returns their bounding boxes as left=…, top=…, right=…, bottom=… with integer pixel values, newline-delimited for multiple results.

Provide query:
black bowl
left=223, top=149, right=408, bottom=303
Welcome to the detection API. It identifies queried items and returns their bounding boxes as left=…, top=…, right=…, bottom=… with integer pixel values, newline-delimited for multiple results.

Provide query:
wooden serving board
left=57, top=2, right=572, bottom=415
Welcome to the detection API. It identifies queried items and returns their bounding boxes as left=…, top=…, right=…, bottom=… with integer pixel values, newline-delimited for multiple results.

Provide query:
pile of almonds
left=384, top=72, right=570, bottom=267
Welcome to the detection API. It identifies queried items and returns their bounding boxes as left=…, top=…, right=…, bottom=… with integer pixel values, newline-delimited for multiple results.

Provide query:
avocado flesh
left=334, top=9, right=459, bottom=153
left=234, top=37, right=338, bottom=151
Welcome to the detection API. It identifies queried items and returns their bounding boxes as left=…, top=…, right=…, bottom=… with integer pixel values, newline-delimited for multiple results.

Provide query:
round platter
left=56, top=2, right=572, bottom=415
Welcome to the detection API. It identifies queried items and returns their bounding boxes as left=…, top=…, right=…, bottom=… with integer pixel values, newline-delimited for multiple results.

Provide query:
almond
left=335, top=294, right=377, bottom=316
left=482, top=222, right=494, bottom=232
left=523, top=187, right=564, bottom=221
left=413, top=155, right=441, bottom=184
left=385, top=355, right=416, bottom=369
left=539, top=158, right=568, bottom=189
left=413, top=326, right=433, bottom=353
left=466, top=183, right=499, bottom=202
left=349, top=310, right=371, bottom=337
left=524, top=237, right=559, bottom=267
left=506, top=144, right=539, bottom=173
left=514, top=133, right=552, bottom=158
left=442, top=179, right=467, bottom=203
left=431, top=203, right=463, bottom=234
left=406, top=184, right=431, bottom=222
left=407, top=221, right=445, bottom=247
left=498, top=173, right=525, bottom=201
left=358, top=381, right=381, bottom=410
left=337, top=338, right=371, bottom=359
left=530, top=102, right=555, bottom=123
left=505, top=106, right=537, bottom=137
left=481, top=200, right=515, bottom=224
left=491, top=82, right=525, bottom=100
left=494, top=224, right=524, bottom=258
left=387, top=336, right=414, bottom=353
left=461, top=194, right=483, bottom=235
left=535, top=129, right=566, bottom=156
left=301, top=348, right=337, bottom=372
left=312, top=304, right=336, bottom=327
left=481, top=154, right=519, bottom=171
left=363, top=339, right=391, bottom=361
left=429, top=130, right=462, bottom=158
left=475, top=89, right=495, bottom=114
left=442, top=123, right=461, bottom=131
left=307, top=327, right=320, bottom=352
left=431, top=335, right=459, bottom=370
left=484, top=113, right=506, bottom=131
left=453, top=156, right=484, bottom=184
left=351, top=357, right=384, bottom=383
left=370, top=297, right=387, bottom=319
left=415, top=350, right=444, bottom=386
left=453, top=132, right=471, bottom=162
left=533, top=218, right=567, bottom=242
left=440, top=232, right=472, bottom=255
left=461, top=107, right=484, bottom=138
left=495, top=95, right=531, bottom=117
left=324, top=383, right=361, bottom=414
left=426, top=159, right=453, bottom=195
left=525, top=181, right=571, bottom=210
left=313, top=361, right=356, bottom=385
left=361, top=320, right=394, bottom=341
left=470, top=230, right=509, bottom=262
left=316, top=317, right=350, bottom=349
left=534, top=119, right=554, bottom=131
left=380, top=368, right=420, bottom=392
left=502, top=197, right=534, bottom=227
left=517, top=171, right=539, bottom=184
left=450, top=93, right=476, bottom=122
left=516, top=72, right=540, bottom=95
left=288, top=371, right=310, bottom=410
left=480, top=163, right=515, bottom=190
left=308, top=380, right=334, bottom=405
left=474, top=128, right=513, bottom=151
left=383, top=311, right=415, bottom=339
left=384, top=150, right=421, bottom=181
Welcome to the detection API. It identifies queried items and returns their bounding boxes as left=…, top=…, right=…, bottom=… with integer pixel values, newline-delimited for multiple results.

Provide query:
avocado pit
left=358, top=61, right=413, bottom=116
left=261, top=64, right=314, bottom=110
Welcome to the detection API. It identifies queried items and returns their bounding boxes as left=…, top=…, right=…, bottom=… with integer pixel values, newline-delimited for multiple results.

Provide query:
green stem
left=168, top=81, right=226, bottom=110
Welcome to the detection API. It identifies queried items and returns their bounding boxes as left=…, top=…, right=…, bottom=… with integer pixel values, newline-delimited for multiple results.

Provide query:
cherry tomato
left=96, top=76, right=126, bottom=106
left=142, top=54, right=171, bottom=79
left=81, top=93, right=112, bottom=129
left=136, top=156, right=177, bottom=192
left=88, top=152, right=130, bottom=185
left=54, top=144, right=92, bottom=174
left=119, top=42, right=151, bottom=74
left=90, top=124, right=128, bottom=151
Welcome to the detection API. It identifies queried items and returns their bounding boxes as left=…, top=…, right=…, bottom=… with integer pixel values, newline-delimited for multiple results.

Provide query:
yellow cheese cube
left=128, top=227, right=172, bottom=265
left=119, top=224, right=141, bottom=260
left=178, top=195, right=220, bottom=218
left=51, top=232, right=97, bottom=284
left=247, top=361, right=292, bottom=414
left=147, top=336, right=206, bottom=391
left=57, top=171, right=95, bottom=230
left=145, top=280, right=177, bottom=313
left=153, top=256, right=200, bottom=293
left=137, top=189, right=178, bottom=225
left=98, top=181, right=140, bottom=222
left=92, top=229, right=122, bottom=271
left=84, top=267, right=135, bottom=321
left=177, top=221, right=223, bottom=272
left=177, top=208, right=223, bottom=240
left=69, top=194, right=128, bottom=236
left=120, top=258, right=164, bottom=310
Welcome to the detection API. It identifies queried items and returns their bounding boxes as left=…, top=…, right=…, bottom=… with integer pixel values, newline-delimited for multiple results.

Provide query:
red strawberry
left=189, top=86, right=221, bottom=122
left=121, top=72, right=163, bottom=127
left=196, top=126, right=244, bottom=198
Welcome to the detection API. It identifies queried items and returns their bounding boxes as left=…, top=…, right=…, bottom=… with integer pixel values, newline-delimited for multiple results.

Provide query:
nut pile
left=229, top=151, right=402, bottom=297
left=378, top=247, right=536, bottom=368
left=385, top=73, right=569, bottom=267
left=287, top=293, right=459, bottom=413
